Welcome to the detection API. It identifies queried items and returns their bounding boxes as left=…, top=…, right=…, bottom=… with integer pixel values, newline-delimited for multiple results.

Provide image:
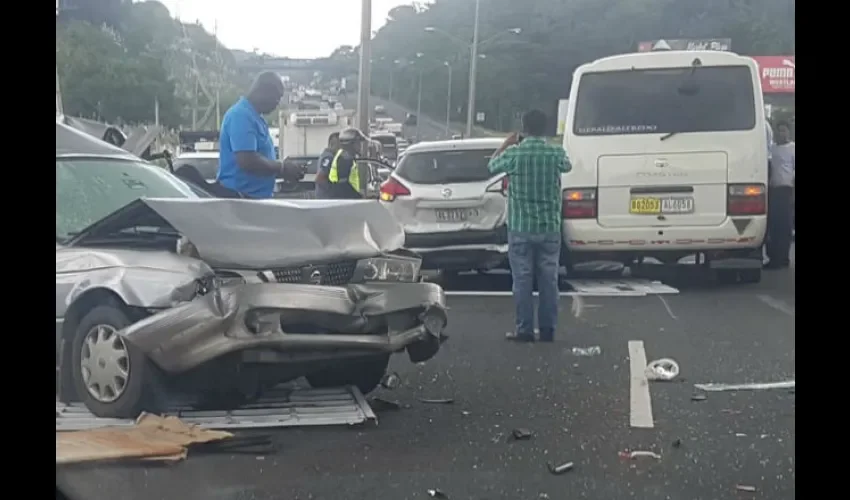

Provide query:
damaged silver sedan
left=56, top=123, right=447, bottom=419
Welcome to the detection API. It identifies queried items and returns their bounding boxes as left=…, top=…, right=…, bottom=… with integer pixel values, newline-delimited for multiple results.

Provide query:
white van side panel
left=562, top=51, right=767, bottom=253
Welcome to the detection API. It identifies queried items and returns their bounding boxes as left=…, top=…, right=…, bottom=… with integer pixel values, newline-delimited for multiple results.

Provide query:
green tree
left=330, top=0, right=795, bottom=132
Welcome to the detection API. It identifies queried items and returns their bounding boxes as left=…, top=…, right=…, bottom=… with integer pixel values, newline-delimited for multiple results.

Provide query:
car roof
left=403, top=138, right=503, bottom=154
left=55, top=121, right=138, bottom=161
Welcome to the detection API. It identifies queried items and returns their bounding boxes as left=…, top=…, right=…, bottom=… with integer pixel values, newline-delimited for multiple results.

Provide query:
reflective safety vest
left=327, top=149, right=360, bottom=194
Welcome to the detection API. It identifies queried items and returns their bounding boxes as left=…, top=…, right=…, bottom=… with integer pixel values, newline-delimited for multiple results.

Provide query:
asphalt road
left=58, top=261, right=795, bottom=500
left=341, top=95, right=456, bottom=142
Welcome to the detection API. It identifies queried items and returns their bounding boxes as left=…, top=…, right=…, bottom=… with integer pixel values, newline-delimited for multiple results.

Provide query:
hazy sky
left=157, top=0, right=415, bottom=59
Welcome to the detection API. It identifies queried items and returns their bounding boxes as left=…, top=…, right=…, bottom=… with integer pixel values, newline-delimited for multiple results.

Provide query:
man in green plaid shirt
left=488, top=110, right=571, bottom=343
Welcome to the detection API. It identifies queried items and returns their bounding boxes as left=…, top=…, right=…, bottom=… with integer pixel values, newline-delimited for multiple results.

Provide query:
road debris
left=671, top=439, right=682, bottom=448
left=380, top=372, right=401, bottom=390
left=645, top=358, right=680, bottom=381
left=509, top=428, right=534, bottom=441
left=419, top=398, right=455, bottom=405
left=571, top=346, right=601, bottom=356
left=56, top=413, right=232, bottom=465
left=619, top=450, right=661, bottom=460
left=191, top=434, right=274, bottom=455
left=735, top=485, right=757, bottom=493
left=694, top=380, right=795, bottom=392
left=427, top=488, right=449, bottom=498
left=369, top=398, right=403, bottom=412
left=547, top=461, right=575, bottom=475
left=691, top=393, right=707, bottom=401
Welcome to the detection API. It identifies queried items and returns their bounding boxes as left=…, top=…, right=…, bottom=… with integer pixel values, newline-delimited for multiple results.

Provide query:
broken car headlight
left=353, top=255, right=422, bottom=283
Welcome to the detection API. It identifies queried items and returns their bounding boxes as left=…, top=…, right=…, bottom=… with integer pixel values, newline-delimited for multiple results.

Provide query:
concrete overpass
left=237, top=57, right=334, bottom=73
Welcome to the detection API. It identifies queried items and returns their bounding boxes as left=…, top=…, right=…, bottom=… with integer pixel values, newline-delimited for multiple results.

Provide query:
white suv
left=378, top=138, right=508, bottom=273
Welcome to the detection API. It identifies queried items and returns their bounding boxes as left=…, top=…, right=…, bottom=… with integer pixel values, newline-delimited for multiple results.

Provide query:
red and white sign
left=751, top=56, right=795, bottom=93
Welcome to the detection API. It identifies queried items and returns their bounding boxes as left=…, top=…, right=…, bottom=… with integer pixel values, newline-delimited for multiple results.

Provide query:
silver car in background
left=378, top=138, right=508, bottom=273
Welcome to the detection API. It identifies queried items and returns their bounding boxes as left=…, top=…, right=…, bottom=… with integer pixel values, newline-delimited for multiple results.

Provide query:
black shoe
left=538, top=330, right=555, bottom=343
left=505, top=332, right=535, bottom=343
left=764, top=261, right=790, bottom=270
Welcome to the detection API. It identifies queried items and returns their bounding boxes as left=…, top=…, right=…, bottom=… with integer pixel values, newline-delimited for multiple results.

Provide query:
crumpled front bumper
left=119, top=281, right=447, bottom=374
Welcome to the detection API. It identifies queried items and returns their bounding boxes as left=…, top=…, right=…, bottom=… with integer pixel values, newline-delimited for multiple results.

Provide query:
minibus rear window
left=573, top=65, right=756, bottom=136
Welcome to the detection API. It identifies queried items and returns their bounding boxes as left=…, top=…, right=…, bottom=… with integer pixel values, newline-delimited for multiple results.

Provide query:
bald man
left=217, top=72, right=300, bottom=198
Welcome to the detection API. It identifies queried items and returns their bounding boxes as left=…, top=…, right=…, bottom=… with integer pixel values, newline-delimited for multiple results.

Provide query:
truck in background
left=276, top=108, right=353, bottom=197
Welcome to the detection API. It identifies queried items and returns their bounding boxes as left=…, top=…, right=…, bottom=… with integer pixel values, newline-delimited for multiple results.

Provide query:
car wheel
left=716, top=269, right=762, bottom=285
left=739, top=268, right=762, bottom=284
left=306, top=354, right=391, bottom=395
left=71, top=304, right=157, bottom=418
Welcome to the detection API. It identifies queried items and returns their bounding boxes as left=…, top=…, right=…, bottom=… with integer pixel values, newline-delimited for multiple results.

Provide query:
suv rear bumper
left=406, top=227, right=508, bottom=270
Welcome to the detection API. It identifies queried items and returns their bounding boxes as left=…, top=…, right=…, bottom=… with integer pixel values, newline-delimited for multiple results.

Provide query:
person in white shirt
left=765, top=120, right=795, bottom=269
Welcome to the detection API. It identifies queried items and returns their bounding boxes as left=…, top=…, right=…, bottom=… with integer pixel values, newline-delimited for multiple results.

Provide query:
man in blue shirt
left=218, top=72, right=300, bottom=198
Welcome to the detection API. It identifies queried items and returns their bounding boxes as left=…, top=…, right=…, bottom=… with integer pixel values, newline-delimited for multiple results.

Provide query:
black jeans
left=766, top=186, right=793, bottom=265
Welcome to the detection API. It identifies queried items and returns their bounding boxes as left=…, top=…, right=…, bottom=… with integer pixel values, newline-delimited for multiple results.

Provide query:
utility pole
left=214, top=19, right=222, bottom=129
left=416, top=68, right=423, bottom=142
left=444, top=62, right=452, bottom=137
left=465, top=0, right=480, bottom=138
left=356, top=0, right=372, bottom=132
left=55, top=65, right=64, bottom=117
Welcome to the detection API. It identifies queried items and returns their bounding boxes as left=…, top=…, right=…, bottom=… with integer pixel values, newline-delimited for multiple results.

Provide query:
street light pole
left=465, top=0, right=480, bottom=138
left=416, top=68, right=423, bottom=142
left=356, top=0, right=372, bottom=133
left=445, top=62, right=452, bottom=137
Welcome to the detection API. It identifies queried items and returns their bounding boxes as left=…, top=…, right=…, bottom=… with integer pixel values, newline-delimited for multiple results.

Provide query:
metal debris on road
left=56, top=386, right=377, bottom=431
left=571, top=346, right=601, bottom=356
left=369, top=398, right=403, bottom=412
left=694, top=380, right=795, bottom=392
left=418, top=398, right=455, bottom=405
left=619, top=450, right=662, bottom=460
left=645, top=358, right=680, bottom=381
left=380, top=372, right=401, bottom=390
left=509, top=428, right=534, bottom=441
left=547, top=461, right=575, bottom=475
left=691, top=394, right=707, bottom=401
left=427, top=488, right=449, bottom=498
left=735, top=485, right=757, bottom=493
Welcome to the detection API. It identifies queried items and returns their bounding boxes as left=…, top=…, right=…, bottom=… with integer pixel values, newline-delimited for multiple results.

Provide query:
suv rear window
left=395, top=149, right=495, bottom=184
left=573, top=65, right=756, bottom=136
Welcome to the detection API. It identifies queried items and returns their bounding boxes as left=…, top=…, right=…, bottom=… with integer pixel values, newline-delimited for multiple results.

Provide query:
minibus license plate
left=630, top=197, right=694, bottom=214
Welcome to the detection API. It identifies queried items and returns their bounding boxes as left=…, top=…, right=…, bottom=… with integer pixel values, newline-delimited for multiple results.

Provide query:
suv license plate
left=436, top=209, right=479, bottom=222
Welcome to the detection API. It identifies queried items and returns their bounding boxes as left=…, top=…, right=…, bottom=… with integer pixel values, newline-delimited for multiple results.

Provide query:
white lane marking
left=657, top=295, right=678, bottom=320
left=444, top=290, right=644, bottom=297
left=628, top=340, right=654, bottom=429
left=756, top=294, right=795, bottom=316
left=694, top=380, right=795, bottom=392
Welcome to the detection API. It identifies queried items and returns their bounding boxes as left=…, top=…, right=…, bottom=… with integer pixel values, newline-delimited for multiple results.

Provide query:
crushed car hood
left=68, top=198, right=406, bottom=269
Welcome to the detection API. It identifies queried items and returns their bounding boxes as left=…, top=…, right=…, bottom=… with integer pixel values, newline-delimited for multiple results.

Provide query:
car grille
left=267, top=261, right=358, bottom=286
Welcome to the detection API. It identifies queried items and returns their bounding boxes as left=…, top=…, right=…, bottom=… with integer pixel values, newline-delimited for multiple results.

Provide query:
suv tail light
left=379, top=177, right=411, bottom=202
left=727, top=183, right=766, bottom=215
left=486, top=176, right=509, bottom=195
left=563, top=188, right=597, bottom=219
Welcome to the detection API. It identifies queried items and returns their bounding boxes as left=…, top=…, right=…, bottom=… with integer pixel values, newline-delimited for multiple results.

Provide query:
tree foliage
left=332, top=0, right=795, bottom=132
left=56, top=0, right=245, bottom=128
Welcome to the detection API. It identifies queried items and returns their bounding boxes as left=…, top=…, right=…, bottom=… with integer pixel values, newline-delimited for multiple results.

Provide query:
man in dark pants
left=488, top=110, right=571, bottom=343
left=325, top=128, right=367, bottom=200
left=315, top=132, right=340, bottom=199
left=217, top=71, right=302, bottom=199
left=765, top=121, right=795, bottom=269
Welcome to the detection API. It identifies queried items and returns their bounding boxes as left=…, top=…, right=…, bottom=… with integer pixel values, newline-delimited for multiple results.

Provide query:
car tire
left=71, top=303, right=158, bottom=418
left=306, top=354, right=391, bottom=395
left=716, top=268, right=762, bottom=285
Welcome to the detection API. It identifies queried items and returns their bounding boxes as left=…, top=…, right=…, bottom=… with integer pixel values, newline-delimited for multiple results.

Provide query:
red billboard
left=751, top=56, right=795, bottom=93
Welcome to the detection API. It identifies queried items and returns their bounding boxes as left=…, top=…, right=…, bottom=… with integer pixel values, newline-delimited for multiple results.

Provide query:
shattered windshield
left=56, top=157, right=197, bottom=242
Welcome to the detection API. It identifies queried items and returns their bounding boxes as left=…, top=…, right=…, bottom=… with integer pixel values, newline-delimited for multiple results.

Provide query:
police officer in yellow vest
left=326, top=127, right=367, bottom=199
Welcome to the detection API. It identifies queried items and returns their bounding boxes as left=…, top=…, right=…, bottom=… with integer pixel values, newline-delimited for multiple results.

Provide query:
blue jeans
left=507, top=231, right=562, bottom=338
